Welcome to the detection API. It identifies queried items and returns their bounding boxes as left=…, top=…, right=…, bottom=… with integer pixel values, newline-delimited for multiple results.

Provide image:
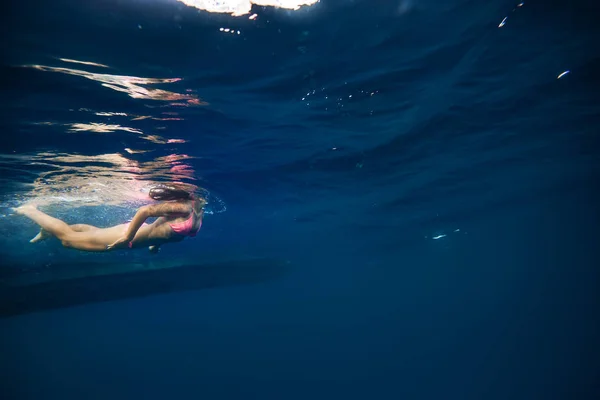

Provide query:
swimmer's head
left=148, top=184, right=193, bottom=201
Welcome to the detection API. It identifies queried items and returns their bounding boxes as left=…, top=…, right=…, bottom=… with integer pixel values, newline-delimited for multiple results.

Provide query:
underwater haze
left=1, top=0, right=599, bottom=399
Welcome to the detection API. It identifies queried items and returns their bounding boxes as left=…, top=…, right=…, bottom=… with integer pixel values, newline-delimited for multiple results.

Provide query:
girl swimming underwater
left=15, top=184, right=205, bottom=253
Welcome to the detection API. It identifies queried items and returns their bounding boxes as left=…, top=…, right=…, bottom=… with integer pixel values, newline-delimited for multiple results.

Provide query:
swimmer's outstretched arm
left=106, top=202, right=191, bottom=250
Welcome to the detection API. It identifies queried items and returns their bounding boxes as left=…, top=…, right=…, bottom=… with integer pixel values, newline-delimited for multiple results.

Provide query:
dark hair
left=148, top=184, right=193, bottom=201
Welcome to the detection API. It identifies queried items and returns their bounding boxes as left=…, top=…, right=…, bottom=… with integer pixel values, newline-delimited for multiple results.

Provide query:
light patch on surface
left=131, top=115, right=151, bottom=121
left=557, top=70, right=570, bottom=79
left=0, top=152, right=201, bottom=207
left=66, top=123, right=185, bottom=143
left=141, top=134, right=187, bottom=144
left=176, top=0, right=318, bottom=16
left=58, top=58, right=109, bottom=68
left=95, top=112, right=128, bottom=117
left=25, top=64, right=206, bottom=105
left=124, top=148, right=152, bottom=154
left=69, top=123, right=143, bottom=135
left=32, top=121, right=58, bottom=126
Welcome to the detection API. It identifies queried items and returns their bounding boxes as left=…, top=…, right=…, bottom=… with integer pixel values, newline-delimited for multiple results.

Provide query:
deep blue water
left=1, top=0, right=600, bottom=398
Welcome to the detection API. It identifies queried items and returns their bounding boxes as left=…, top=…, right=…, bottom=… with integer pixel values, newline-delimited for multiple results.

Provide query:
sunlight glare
left=176, top=0, right=318, bottom=16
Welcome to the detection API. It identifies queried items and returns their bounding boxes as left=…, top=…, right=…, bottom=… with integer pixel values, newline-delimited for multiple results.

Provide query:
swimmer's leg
left=15, top=205, right=116, bottom=252
left=70, top=224, right=99, bottom=232
left=30, top=224, right=99, bottom=243
left=16, top=205, right=75, bottom=241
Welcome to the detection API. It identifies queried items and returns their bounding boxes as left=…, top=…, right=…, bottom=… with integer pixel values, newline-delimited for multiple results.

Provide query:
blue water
left=1, top=0, right=599, bottom=398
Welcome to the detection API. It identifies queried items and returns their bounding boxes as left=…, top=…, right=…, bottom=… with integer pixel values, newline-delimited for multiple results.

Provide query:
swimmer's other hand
left=106, top=236, right=131, bottom=250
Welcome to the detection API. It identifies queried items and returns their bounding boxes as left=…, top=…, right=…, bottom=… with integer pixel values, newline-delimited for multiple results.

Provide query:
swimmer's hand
left=106, top=236, right=131, bottom=250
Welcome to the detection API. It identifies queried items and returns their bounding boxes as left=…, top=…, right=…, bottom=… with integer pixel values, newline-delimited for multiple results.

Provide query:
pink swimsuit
left=126, top=202, right=201, bottom=248
left=168, top=200, right=202, bottom=237
left=168, top=212, right=201, bottom=237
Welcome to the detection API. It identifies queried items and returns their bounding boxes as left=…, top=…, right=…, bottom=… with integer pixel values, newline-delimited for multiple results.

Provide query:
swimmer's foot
left=30, top=229, right=50, bottom=243
left=14, top=204, right=38, bottom=216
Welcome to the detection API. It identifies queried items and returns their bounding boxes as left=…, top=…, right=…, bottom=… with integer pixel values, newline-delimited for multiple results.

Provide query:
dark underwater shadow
left=0, top=258, right=290, bottom=318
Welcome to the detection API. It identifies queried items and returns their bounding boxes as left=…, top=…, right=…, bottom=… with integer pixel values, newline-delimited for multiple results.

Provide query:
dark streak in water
left=0, top=258, right=290, bottom=318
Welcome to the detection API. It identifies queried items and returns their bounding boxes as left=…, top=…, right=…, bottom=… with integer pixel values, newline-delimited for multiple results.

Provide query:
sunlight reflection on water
left=3, top=58, right=226, bottom=214
left=0, top=152, right=225, bottom=214
left=176, top=0, right=319, bottom=17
